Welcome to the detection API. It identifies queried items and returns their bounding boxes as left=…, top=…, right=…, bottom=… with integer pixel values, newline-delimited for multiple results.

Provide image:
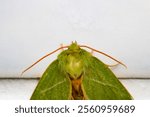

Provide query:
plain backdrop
left=0, top=0, right=150, bottom=78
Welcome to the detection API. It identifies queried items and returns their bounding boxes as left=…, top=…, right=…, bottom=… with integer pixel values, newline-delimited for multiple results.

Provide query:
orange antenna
left=21, top=45, right=69, bottom=75
left=79, top=45, right=127, bottom=68
left=22, top=44, right=126, bottom=75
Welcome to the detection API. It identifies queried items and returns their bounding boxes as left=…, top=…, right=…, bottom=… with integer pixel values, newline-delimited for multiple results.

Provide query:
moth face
left=65, top=54, right=83, bottom=79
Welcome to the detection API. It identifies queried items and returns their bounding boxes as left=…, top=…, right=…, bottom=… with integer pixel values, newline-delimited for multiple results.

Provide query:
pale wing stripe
left=90, top=79, right=118, bottom=89
left=40, top=79, right=66, bottom=94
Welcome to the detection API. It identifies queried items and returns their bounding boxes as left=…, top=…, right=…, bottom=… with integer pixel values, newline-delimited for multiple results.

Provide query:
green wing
left=30, top=60, right=71, bottom=100
left=82, top=56, right=132, bottom=100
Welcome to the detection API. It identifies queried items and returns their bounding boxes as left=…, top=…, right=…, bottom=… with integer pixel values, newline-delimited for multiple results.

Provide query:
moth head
left=68, top=41, right=80, bottom=52
left=65, top=54, right=84, bottom=80
left=58, top=41, right=84, bottom=79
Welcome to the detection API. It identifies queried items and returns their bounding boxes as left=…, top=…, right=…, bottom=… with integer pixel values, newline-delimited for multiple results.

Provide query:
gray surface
left=0, top=78, right=149, bottom=100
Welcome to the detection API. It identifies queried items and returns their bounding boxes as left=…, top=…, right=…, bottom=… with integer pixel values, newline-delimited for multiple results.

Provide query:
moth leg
left=105, top=63, right=119, bottom=68
left=90, top=50, right=94, bottom=55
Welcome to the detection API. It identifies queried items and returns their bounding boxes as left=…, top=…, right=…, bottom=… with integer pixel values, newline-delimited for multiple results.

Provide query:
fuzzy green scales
left=30, top=42, right=132, bottom=100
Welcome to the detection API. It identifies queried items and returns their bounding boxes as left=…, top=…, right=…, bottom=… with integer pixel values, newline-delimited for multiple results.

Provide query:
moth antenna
left=21, top=45, right=69, bottom=75
left=106, top=63, right=120, bottom=68
left=79, top=45, right=127, bottom=68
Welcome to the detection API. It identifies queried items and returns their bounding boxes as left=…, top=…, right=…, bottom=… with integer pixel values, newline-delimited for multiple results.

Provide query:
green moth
left=23, top=42, right=132, bottom=100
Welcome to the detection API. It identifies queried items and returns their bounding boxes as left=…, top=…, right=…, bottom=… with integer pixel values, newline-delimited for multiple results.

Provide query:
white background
left=0, top=0, right=150, bottom=99
left=0, top=100, right=150, bottom=117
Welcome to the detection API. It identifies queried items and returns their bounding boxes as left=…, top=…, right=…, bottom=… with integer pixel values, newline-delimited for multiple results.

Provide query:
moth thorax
left=66, top=55, right=83, bottom=80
